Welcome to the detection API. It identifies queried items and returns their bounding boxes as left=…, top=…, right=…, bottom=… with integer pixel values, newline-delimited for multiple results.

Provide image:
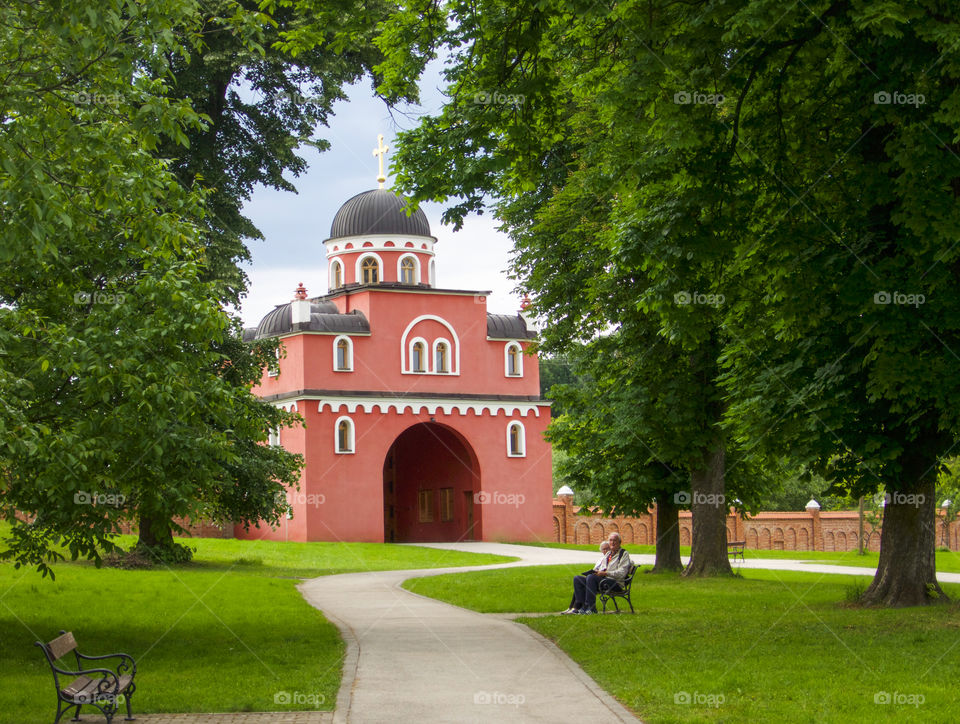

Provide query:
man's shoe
left=560, top=607, right=577, bottom=615
left=582, top=608, right=597, bottom=615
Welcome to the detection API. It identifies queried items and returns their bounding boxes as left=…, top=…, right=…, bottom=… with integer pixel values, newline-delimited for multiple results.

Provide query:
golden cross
left=372, top=134, right=389, bottom=188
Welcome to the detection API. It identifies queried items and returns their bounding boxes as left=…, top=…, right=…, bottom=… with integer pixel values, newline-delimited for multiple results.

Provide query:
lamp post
left=941, top=500, right=952, bottom=550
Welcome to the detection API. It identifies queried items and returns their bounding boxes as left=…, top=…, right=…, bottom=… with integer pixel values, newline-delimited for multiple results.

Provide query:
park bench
left=36, top=630, right=137, bottom=724
left=598, top=563, right=638, bottom=614
left=727, top=541, right=746, bottom=562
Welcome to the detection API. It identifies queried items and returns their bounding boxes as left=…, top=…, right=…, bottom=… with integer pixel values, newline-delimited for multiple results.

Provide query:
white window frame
left=400, top=315, right=460, bottom=374
left=329, top=258, right=344, bottom=289
left=268, top=345, right=281, bottom=377
left=268, top=427, right=281, bottom=446
left=333, top=335, right=354, bottom=372
left=397, top=253, right=420, bottom=285
left=409, top=337, right=428, bottom=373
left=504, top=341, right=523, bottom=377
left=507, top=421, right=526, bottom=457
left=335, top=416, right=355, bottom=454
left=432, top=337, right=452, bottom=373
left=356, top=252, right=383, bottom=285
left=429, top=259, right=436, bottom=286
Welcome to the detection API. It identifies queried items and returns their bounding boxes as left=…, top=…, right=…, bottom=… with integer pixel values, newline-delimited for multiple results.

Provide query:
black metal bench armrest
left=76, top=651, right=137, bottom=676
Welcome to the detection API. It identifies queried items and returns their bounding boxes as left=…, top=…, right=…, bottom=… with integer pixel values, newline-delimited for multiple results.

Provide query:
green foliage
left=0, top=0, right=305, bottom=575
left=379, top=0, right=960, bottom=602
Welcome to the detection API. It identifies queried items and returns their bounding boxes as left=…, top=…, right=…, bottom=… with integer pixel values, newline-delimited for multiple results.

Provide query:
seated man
left=566, top=532, right=632, bottom=615
left=561, top=541, right=610, bottom=614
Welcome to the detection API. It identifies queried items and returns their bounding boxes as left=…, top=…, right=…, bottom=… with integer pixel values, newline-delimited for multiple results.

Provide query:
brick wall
left=552, top=494, right=960, bottom=552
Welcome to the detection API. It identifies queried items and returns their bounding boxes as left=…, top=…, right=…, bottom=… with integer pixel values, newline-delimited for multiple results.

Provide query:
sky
left=237, top=61, right=523, bottom=328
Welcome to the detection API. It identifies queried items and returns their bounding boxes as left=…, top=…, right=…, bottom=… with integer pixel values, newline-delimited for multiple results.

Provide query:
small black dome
left=329, top=189, right=431, bottom=239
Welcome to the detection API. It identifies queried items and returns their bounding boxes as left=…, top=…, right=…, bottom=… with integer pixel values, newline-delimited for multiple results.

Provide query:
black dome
left=329, top=189, right=431, bottom=239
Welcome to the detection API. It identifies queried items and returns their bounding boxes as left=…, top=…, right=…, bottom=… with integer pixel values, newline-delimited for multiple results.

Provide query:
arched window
left=335, top=417, right=355, bottom=454
left=268, top=427, right=281, bottom=446
left=400, top=256, right=417, bottom=284
left=334, top=335, right=353, bottom=371
left=429, top=259, right=436, bottom=286
left=361, top=256, right=379, bottom=284
left=330, top=260, right=343, bottom=289
left=507, top=421, right=526, bottom=457
left=505, top=342, right=523, bottom=377
left=435, top=341, right=449, bottom=373
left=412, top=341, right=426, bottom=372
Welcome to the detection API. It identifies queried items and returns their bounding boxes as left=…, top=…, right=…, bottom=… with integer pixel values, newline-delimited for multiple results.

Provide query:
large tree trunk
left=683, top=441, right=732, bottom=577
left=651, top=494, right=682, bottom=573
left=136, top=508, right=175, bottom=554
left=861, top=473, right=946, bottom=607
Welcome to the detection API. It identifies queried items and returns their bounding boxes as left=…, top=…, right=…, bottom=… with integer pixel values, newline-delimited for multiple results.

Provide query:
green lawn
left=404, top=565, right=960, bottom=722
left=515, top=540, right=960, bottom=574
left=0, top=531, right=514, bottom=724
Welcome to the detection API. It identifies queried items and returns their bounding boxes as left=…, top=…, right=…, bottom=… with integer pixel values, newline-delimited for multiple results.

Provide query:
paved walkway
left=298, top=543, right=635, bottom=723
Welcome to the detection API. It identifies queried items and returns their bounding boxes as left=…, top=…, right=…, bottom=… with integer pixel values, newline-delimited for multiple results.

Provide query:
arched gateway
left=383, top=423, right=481, bottom=542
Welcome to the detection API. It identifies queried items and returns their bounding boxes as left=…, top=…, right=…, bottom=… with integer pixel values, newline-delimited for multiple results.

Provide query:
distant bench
left=727, top=541, right=746, bottom=562
left=36, top=630, right=137, bottom=724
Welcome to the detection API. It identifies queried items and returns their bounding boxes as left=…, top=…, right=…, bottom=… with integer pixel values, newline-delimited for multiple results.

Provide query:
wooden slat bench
left=36, top=630, right=137, bottom=724
left=727, top=541, right=746, bottom=562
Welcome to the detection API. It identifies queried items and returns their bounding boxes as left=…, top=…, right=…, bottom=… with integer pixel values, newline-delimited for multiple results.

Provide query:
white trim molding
left=333, top=335, right=354, bottom=372
left=397, top=253, right=421, bottom=285
left=504, top=341, right=524, bottom=377
left=334, top=415, right=355, bottom=454
left=355, top=252, right=384, bottom=284
left=507, top=420, right=526, bottom=457
left=400, top=315, right=460, bottom=375
left=312, top=396, right=546, bottom=418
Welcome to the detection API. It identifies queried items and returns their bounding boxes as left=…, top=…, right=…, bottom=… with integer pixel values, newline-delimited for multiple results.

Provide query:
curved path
left=298, top=544, right=638, bottom=723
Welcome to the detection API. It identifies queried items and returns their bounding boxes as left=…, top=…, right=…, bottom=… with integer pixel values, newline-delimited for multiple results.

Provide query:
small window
left=268, top=346, right=281, bottom=377
left=435, top=342, right=449, bottom=373
left=268, top=427, right=281, bottom=446
left=401, top=257, right=416, bottom=284
left=507, top=421, right=525, bottom=457
left=412, top=341, right=426, bottom=372
left=334, top=336, right=353, bottom=371
left=361, top=257, right=379, bottom=284
left=331, top=260, right=343, bottom=289
left=440, top=488, right=454, bottom=522
left=505, top=342, right=523, bottom=377
left=335, top=417, right=354, bottom=454
left=418, top=489, right=434, bottom=522
left=429, top=259, right=436, bottom=286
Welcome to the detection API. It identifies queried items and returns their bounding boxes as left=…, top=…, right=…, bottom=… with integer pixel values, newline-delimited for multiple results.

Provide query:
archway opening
left=382, top=422, right=481, bottom=543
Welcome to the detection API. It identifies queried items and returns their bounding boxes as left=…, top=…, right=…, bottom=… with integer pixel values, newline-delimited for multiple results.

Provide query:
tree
left=377, top=0, right=769, bottom=576
left=126, top=0, right=406, bottom=556
left=379, top=0, right=960, bottom=604
left=0, top=0, right=301, bottom=573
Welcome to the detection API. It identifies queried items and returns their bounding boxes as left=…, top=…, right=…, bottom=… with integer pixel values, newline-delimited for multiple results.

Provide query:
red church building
left=238, top=148, right=553, bottom=543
